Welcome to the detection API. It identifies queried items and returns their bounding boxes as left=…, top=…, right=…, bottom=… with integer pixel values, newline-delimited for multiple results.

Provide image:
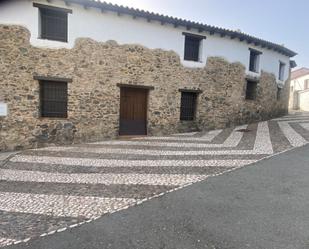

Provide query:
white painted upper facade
left=289, top=72, right=309, bottom=110
left=291, top=74, right=309, bottom=92
left=0, top=0, right=293, bottom=83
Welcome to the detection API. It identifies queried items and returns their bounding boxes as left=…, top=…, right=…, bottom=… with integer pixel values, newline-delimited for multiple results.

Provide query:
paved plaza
left=1, top=113, right=309, bottom=247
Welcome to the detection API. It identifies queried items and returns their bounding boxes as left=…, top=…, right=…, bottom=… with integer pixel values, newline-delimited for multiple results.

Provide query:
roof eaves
left=65, top=0, right=297, bottom=57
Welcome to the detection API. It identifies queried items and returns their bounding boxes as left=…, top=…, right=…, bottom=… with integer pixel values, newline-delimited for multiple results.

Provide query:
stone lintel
left=249, top=48, right=263, bottom=55
left=179, top=89, right=202, bottom=93
left=116, top=84, right=154, bottom=90
left=182, top=32, right=206, bottom=40
left=33, top=3, right=73, bottom=13
left=33, top=75, right=73, bottom=83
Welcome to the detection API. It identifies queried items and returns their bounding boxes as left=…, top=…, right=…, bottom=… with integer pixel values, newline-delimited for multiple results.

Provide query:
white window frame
left=279, top=61, right=285, bottom=81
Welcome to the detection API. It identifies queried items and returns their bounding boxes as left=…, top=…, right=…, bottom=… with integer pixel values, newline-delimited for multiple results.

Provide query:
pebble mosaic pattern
left=0, top=114, right=309, bottom=247
left=171, top=132, right=198, bottom=136
left=278, top=121, right=308, bottom=147
left=91, top=125, right=248, bottom=148
left=0, top=238, right=17, bottom=248
left=34, top=146, right=269, bottom=155
left=134, top=129, right=223, bottom=142
left=11, top=156, right=255, bottom=168
left=0, top=192, right=136, bottom=219
left=300, top=123, right=309, bottom=131
left=253, top=122, right=274, bottom=154
left=0, top=169, right=208, bottom=186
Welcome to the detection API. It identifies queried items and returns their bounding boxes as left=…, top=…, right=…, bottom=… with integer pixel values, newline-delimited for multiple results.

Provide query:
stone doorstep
left=0, top=152, right=18, bottom=164
left=118, top=135, right=148, bottom=140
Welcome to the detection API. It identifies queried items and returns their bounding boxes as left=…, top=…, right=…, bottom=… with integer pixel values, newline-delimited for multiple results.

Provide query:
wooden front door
left=119, top=87, right=148, bottom=135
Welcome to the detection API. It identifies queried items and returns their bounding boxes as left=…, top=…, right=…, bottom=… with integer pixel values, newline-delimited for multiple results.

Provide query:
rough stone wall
left=0, top=25, right=289, bottom=151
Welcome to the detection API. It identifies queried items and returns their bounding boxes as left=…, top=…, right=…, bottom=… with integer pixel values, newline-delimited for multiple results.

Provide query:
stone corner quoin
left=0, top=22, right=290, bottom=151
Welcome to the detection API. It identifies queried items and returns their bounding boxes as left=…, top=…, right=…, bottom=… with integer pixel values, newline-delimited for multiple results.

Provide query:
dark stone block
left=64, top=123, right=74, bottom=129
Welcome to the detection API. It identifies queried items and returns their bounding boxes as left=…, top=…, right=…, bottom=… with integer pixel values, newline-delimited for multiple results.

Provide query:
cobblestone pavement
left=1, top=113, right=309, bottom=247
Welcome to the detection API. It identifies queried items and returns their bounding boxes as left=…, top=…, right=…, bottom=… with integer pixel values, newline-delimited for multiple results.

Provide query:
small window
left=279, top=62, right=285, bottom=81
left=180, top=92, right=198, bottom=120
left=183, top=33, right=205, bottom=62
left=40, top=80, right=68, bottom=118
left=249, top=49, right=261, bottom=73
left=304, top=79, right=309, bottom=90
left=34, top=3, right=71, bottom=42
left=245, top=80, right=258, bottom=100
left=277, top=87, right=282, bottom=101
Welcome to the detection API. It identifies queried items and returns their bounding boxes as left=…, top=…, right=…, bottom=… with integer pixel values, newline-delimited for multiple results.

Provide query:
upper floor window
left=305, top=79, right=309, bottom=90
left=33, top=3, right=72, bottom=42
left=249, top=48, right=262, bottom=73
left=182, top=32, right=206, bottom=62
left=279, top=62, right=285, bottom=81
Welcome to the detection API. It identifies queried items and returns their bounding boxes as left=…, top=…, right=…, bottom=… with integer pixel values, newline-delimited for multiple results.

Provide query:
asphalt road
left=8, top=144, right=309, bottom=249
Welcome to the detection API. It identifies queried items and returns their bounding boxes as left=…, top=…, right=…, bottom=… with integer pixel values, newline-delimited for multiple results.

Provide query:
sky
left=105, top=0, right=308, bottom=69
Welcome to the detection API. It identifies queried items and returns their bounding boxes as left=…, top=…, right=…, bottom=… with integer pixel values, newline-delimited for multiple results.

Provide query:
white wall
left=289, top=74, right=309, bottom=110
left=299, top=90, right=309, bottom=111
left=290, top=75, right=309, bottom=91
left=0, top=0, right=291, bottom=82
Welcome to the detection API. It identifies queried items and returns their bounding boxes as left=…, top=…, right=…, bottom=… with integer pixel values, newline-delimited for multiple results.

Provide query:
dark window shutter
left=40, top=81, right=68, bottom=118
left=180, top=92, right=197, bottom=120
left=249, top=51, right=257, bottom=72
left=277, top=87, right=282, bottom=101
left=184, top=36, right=200, bottom=62
left=249, top=49, right=262, bottom=73
left=279, top=62, right=285, bottom=80
left=40, top=8, right=68, bottom=42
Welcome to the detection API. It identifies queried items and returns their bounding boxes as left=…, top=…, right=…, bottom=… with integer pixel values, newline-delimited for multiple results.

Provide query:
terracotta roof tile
left=291, top=68, right=309, bottom=80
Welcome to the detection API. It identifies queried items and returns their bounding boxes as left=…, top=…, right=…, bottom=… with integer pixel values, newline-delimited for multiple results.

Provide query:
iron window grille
left=180, top=92, right=198, bottom=120
left=183, top=33, right=206, bottom=62
left=245, top=80, right=258, bottom=100
left=40, top=80, right=68, bottom=118
left=184, top=36, right=201, bottom=61
left=39, top=7, right=68, bottom=42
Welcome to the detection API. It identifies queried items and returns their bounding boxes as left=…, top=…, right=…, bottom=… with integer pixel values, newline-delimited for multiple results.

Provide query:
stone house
left=0, top=0, right=297, bottom=151
left=289, top=68, right=309, bottom=111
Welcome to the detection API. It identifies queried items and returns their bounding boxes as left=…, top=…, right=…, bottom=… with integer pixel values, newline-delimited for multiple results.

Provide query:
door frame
left=117, top=84, right=154, bottom=136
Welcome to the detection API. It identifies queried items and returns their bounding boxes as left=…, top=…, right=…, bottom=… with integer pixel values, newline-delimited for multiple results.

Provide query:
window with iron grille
left=180, top=92, right=197, bottom=120
left=183, top=33, right=206, bottom=62
left=37, top=5, right=69, bottom=42
left=277, top=87, right=282, bottom=101
left=40, top=80, right=68, bottom=118
left=184, top=36, right=201, bottom=61
left=245, top=80, right=258, bottom=100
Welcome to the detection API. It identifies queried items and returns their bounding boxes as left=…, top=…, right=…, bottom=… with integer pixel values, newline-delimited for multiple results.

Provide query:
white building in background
left=289, top=68, right=309, bottom=111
